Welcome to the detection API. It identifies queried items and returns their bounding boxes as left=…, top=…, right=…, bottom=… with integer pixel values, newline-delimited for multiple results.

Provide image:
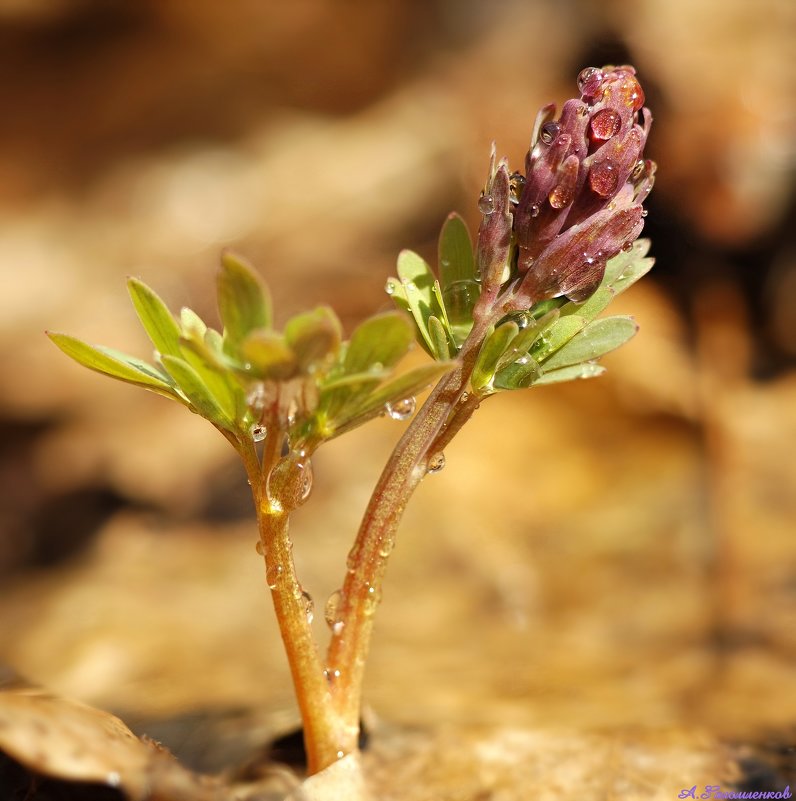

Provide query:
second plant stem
left=245, top=314, right=493, bottom=773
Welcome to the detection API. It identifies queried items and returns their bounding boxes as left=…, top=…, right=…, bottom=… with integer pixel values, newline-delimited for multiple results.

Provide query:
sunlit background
left=0, top=0, right=794, bottom=778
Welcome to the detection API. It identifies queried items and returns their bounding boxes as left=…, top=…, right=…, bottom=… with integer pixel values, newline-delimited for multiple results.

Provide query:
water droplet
left=621, top=241, right=633, bottom=252
left=299, top=458, right=313, bottom=501
left=641, top=209, right=649, bottom=218
left=577, top=66, right=604, bottom=97
left=324, top=668, right=341, bottom=683
left=384, top=279, right=396, bottom=296
left=539, top=121, right=561, bottom=146
left=385, top=396, right=416, bottom=421
left=548, top=183, right=574, bottom=210
left=589, top=108, right=621, bottom=140
left=266, top=564, right=283, bottom=589
left=378, top=537, right=395, bottom=558
left=301, top=590, right=314, bottom=624
left=619, top=73, right=645, bottom=111
left=631, top=159, right=645, bottom=181
left=255, top=540, right=264, bottom=556
left=251, top=424, right=267, bottom=442
left=427, top=452, right=446, bottom=474
left=336, top=750, right=345, bottom=760
left=152, top=349, right=162, bottom=362
left=529, top=203, right=541, bottom=218
left=324, top=589, right=342, bottom=630
left=333, top=620, right=345, bottom=635
left=589, top=160, right=619, bottom=197
left=478, top=193, right=495, bottom=214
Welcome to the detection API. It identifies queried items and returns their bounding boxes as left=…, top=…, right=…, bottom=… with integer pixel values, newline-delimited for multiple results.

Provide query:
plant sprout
left=48, top=65, right=655, bottom=775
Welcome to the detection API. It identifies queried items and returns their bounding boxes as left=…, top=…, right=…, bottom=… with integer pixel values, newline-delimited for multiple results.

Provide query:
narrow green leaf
left=161, top=355, right=234, bottom=428
left=395, top=250, right=439, bottom=354
left=428, top=315, right=452, bottom=360
left=127, top=278, right=182, bottom=358
left=609, top=256, right=655, bottom=297
left=534, top=363, right=606, bottom=384
left=329, top=362, right=455, bottom=436
left=602, top=238, right=651, bottom=286
left=284, top=306, right=343, bottom=370
left=240, top=330, right=297, bottom=380
left=218, top=252, right=272, bottom=351
left=438, top=213, right=479, bottom=333
left=344, top=312, right=414, bottom=374
left=493, top=356, right=541, bottom=390
left=559, top=286, right=615, bottom=322
left=541, top=316, right=638, bottom=371
left=47, top=332, right=182, bottom=400
left=530, top=315, right=586, bottom=362
left=180, top=307, right=207, bottom=339
left=472, top=322, right=519, bottom=391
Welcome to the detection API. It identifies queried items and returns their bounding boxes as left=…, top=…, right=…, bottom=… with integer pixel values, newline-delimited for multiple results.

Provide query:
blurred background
left=0, top=0, right=794, bottom=777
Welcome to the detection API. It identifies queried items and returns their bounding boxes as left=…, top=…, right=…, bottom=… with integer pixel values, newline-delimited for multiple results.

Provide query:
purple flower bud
left=475, top=147, right=512, bottom=296
left=481, top=65, right=655, bottom=308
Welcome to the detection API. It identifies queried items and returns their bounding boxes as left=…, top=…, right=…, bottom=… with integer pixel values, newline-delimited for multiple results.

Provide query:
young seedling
left=48, top=66, right=655, bottom=776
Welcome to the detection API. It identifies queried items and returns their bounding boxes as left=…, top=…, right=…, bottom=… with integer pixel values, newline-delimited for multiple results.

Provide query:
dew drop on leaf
left=386, top=397, right=416, bottom=421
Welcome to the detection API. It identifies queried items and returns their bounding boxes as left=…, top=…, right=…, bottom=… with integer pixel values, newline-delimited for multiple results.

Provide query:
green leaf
left=428, top=315, right=452, bottom=360
left=493, top=356, right=541, bottom=390
left=218, top=252, right=272, bottom=352
left=48, top=332, right=182, bottom=400
left=326, top=361, right=455, bottom=437
left=127, top=278, right=182, bottom=358
left=530, top=315, right=586, bottom=362
left=438, top=213, right=478, bottom=334
left=344, top=311, right=414, bottom=374
left=602, top=238, right=651, bottom=286
left=395, top=250, right=441, bottom=354
left=472, top=322, right=519, bottom=391
left=534, top=363, right=606, bottom=385
left=240, top=330, right=297, bottom=380
left=180, top=307, right=207, bottom=339
left=541, top=316, right=638, bottom=371
left=284, top=306, right=343, bottom=370
left=559, top=286, right=615, bottom=323
left=161, top=355, right=234, bottom=429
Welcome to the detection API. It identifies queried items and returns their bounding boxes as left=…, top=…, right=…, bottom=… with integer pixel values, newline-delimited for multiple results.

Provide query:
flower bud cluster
left=478, top=66, right=656, bottom=307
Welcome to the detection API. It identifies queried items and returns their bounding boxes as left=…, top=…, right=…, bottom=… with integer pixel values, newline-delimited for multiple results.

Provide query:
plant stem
left=240, top=437, right=341, bottom=774
left=324, top=317, right=491, bottom=748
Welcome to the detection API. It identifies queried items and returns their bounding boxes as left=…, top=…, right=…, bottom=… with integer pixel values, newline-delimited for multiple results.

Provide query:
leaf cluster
left=48, top=253, right=453, bottom=450
left=386, top=217, right=653, bottom=394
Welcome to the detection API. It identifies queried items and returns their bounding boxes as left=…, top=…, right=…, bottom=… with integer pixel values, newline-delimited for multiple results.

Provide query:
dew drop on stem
left=250, top=424, right=267, bottom=443
left=300, top=589, right=314, bottom=624
left=385, top=397, right=416, bottom=421
left=255, top=540, right=264, bottom=556
left=324, top=589, right=342, bottom=630
left=266, top=564, right=282, bottom=590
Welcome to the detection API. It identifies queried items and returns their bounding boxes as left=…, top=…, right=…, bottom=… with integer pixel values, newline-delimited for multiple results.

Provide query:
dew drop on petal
left=589, top=108, right=621, bottom=140
left=428, top=452, right=446, bottom=474
left=386, top=397, right=416, bottom=421
left=539, top=121, right=561, bottom=145
left=621, top=240, right=634, bottom=252
left=577, top=66, right=604, bottom=97
left=478, top=193, right=495, bottom=214
left=589, top=160, right=619, bottom=197
left=641, top=209, right=649, bottom=217
left=529, top=203, right=541, bottom=218
left=266, top=564, right=283, bottom=590
left=631, top=159, right=646, bottom=181
left=251, top=424, right=267, bottom=442
left=619, top=74, right=645, bottom=111
left=324, top=589, right=342, bottom=630
left=549, top=183, right=574, bottom=210
left=509, top=172, right=526, bottom=205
